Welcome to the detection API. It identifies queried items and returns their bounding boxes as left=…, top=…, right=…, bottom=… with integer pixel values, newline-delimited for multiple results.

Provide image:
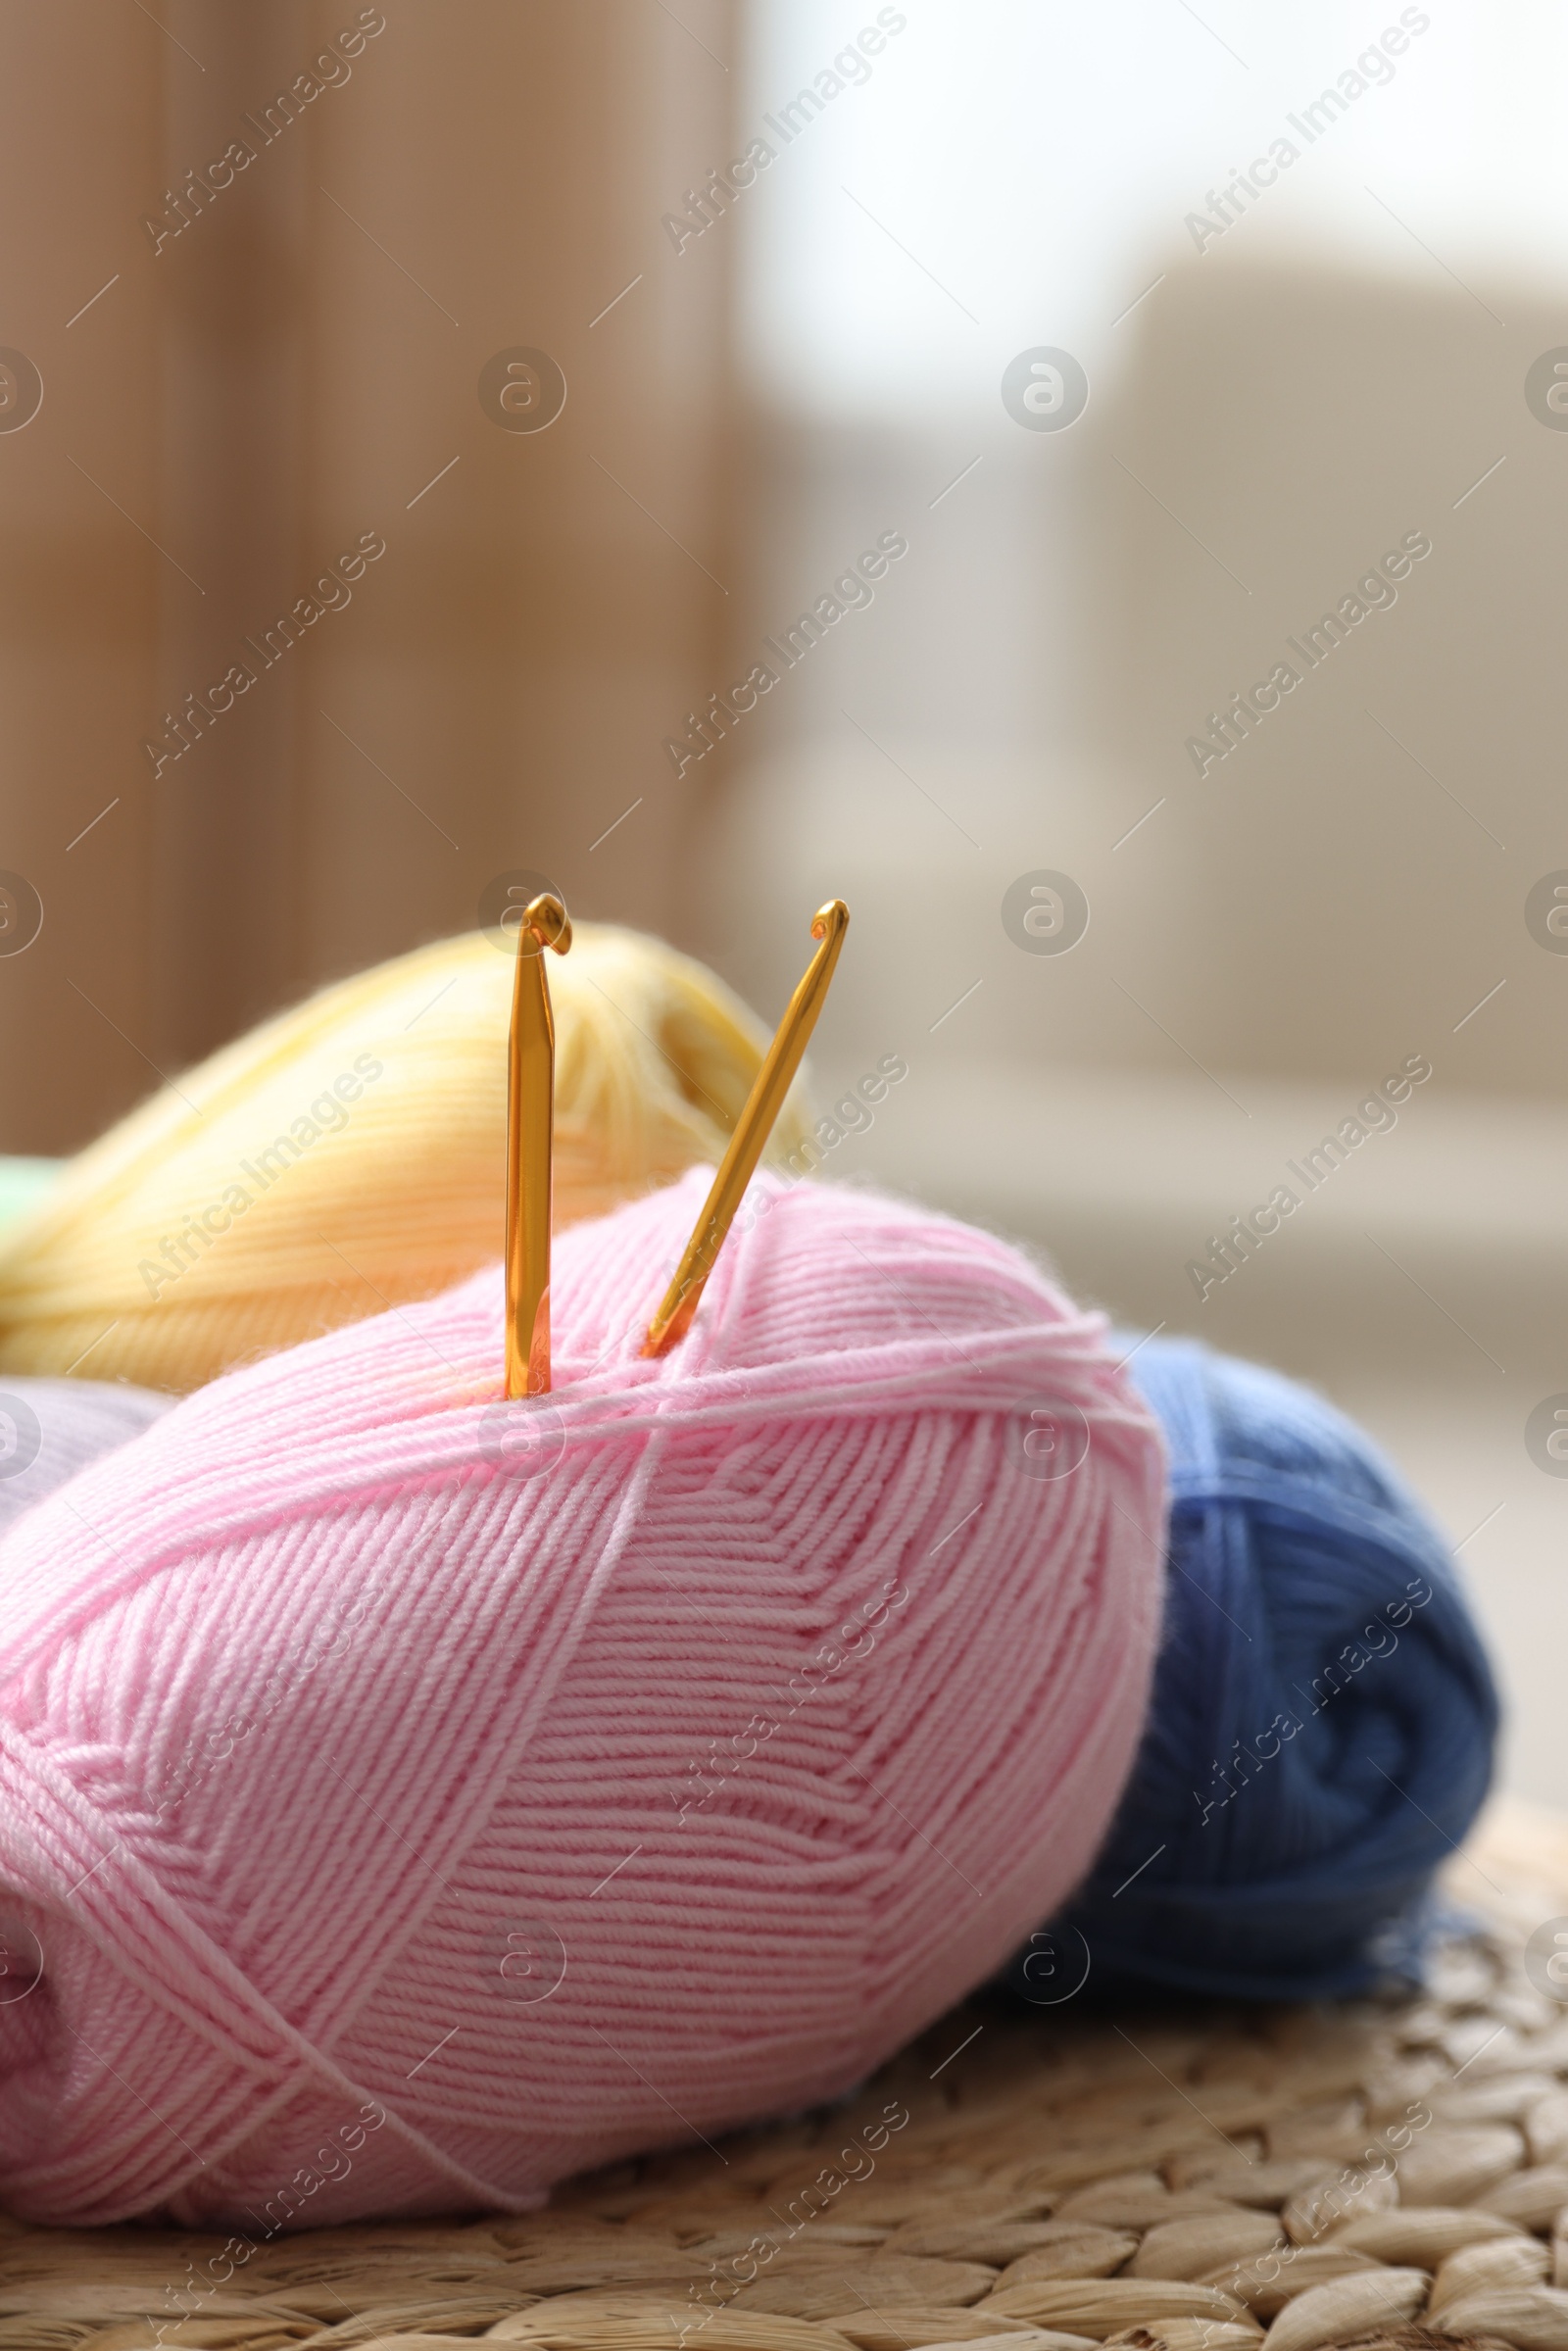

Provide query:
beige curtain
left=0, top=0, right=737, bottom=1151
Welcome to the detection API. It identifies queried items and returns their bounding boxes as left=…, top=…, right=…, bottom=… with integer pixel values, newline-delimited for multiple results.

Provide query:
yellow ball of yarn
left=0, top=926, right=814, bottom=1394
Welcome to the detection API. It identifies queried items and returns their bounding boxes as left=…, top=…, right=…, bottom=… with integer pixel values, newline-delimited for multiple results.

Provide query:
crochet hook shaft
left=506, top=892, right=571, bottom=1397
left=643, top=898, right=849, bottom=1357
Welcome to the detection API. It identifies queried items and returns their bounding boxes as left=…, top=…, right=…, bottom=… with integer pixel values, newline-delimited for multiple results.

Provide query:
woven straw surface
left=14, top=1802, right=1568, bottom=2351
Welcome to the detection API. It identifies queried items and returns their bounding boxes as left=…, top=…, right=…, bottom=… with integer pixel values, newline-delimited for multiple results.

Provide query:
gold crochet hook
left=643, top=898, right=849, bottom=1357
left=506, top=892, right=571, bottom=1397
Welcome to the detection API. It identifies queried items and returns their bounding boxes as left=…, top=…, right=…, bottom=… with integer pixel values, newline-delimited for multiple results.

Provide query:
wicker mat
left=14, top=1801, right=1568, bottom=2351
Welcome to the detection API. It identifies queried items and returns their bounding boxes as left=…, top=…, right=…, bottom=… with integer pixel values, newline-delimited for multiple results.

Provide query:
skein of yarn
left=0, top=1169, right=1166, bottom=2229
left=0, top=1378, right=172, bottom=1537
left=0, top=1159, right=57, bottom=1235
left=1018, top=1334, right=1498, bottom=2003
left=0, top=926, right=813, bottom=1396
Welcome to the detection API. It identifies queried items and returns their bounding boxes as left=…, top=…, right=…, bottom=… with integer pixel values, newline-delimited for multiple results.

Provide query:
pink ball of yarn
left=0, top=1171, right=1166, bottom=2229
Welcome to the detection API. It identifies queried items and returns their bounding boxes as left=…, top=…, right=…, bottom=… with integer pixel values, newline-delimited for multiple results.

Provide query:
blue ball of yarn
left=1015, top=1336, right=1499, bottom=2002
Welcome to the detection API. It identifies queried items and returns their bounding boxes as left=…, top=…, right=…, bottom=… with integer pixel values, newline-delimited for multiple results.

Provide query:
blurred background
left=1, top=0, right=1565, bottom=1799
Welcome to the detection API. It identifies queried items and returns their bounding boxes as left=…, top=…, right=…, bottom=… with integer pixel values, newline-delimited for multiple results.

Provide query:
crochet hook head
left=643, top=898, right=848, bottom=1357
left=506, top=892, right=571, bottom=1398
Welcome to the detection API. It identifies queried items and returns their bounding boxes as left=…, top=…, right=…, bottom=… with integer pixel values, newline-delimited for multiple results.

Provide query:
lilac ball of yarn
left=0, top=1378, right=172, bottom=1537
